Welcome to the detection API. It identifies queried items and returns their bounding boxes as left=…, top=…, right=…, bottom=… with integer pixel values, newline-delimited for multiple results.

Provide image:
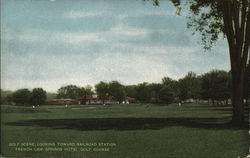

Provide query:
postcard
left=1, top=0, right=249, bottom=158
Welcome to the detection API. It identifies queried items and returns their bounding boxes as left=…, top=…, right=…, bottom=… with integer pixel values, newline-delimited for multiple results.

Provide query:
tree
left=159, top=85, right=174, bottom=104
left=6, top=94, right=14, bottom=104
left=108, top=81, right=126, bottom=103
left=57, top=85, right=82, bottom=99
left=85, top=85, right=94, bottom=95
left=78, top=87, right=87, bottom=99
left=95, top=81, right=109, bottom=104
left=135, top=82, right=151, bottom=102
left=124, top=85, right=137, bottom=98
left=146, top=0, right=250, bottom=123
left=46, top=92, right=57, bottom=100
left=162, top=77, right=179, bottom=98
left=200, top=70, right=231, bottom=105
left=160, top=77, right=176, bottom=103
left=0, top=89, right=13, bottom=105
left=148, top=83, right=163, bottom=103
left=200, top=73, right=212, bottom=101
left=81, top=85, right=94, bottom=105
left=12, top=89, right=31, bottom=105
left=244, top=59, right=250, bottom=100
left=30, top=88, right=47, bottom=105
left=178, top=72, right=201, bottom=100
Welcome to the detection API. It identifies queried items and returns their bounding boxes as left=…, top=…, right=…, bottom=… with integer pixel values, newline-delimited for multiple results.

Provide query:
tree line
left=0, top=88, right=47, bottom=105
left=94, top=70, right=234, bottom=105
left=1, top=69, right=248, bottom=106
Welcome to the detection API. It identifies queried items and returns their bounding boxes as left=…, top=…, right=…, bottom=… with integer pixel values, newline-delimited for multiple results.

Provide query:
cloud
left=2, top=4, right=188, bottom=48
left=110, top=26, right=149, bottom=37
left=1, top=1, right=229, bottom=93
left=2, top=30, right=105, bottom=46
left=1, top=29, right=229, bottom=92
left=63, top=9, right=175, bottom=19
left=63, top=11, right=103, bottom=19
left=90, top=53, right=173, bottom=83
left=2, top=25, right=154, bottom=48
left=1, top=79, right=70, bottom=93
left=54, top=32, right=104, bottom=44
left=135, top=9, right=176, bottom=17
left=1, top=52, right=177, bottom=92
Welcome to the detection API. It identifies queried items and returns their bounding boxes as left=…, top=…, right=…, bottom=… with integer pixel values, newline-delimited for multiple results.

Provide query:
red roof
left=78, top=95, right=100, bottom=100
left=78, top=95, right=114, bottom=100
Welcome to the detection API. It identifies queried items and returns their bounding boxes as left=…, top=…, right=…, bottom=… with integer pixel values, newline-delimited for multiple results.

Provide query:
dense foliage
left=1, top=88, right=47, bottom=106
left=30, top=88, right=47, bottom=105
left=57, top=85, right=84, bottom=99
left=12, top=89, right=31, bottom=105
left=1, top=69, right=237, bottom=106
left=94, top=70, right=232, bottom=104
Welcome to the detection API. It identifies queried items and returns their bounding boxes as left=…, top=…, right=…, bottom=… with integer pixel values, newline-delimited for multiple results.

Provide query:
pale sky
left=1, top=0, right=230, bottom=92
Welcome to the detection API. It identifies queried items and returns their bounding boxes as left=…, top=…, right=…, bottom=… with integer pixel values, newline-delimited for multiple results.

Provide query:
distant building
left=78, top=95, right=102, bottom=105
left=45, top=94, right=129, bottom=105
left=45, top=99, right=78, bottom=105
left=125, top=97, right=137, bottom=103
left=78, top=95, right=119, bottom=105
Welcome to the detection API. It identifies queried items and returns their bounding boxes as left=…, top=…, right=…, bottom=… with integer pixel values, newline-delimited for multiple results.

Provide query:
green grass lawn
left=1, top=103, right=249, bottom=158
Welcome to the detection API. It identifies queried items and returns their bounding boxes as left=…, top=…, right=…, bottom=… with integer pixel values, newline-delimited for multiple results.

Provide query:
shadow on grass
left=1, top=108, right=51, bottom=113
left=5, top=117, right=248, bottom=131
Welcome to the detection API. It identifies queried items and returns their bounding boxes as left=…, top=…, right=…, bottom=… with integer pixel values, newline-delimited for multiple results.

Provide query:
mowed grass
left=1, top=103, right=249, bottom=158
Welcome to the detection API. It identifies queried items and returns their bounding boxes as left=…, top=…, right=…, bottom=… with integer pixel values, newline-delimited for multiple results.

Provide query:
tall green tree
left=95, top=81, right=109, bottom=104
left=159, top=85, right=175, bottom=104
left=178, top=72, right=201, bottom=100
left=135, top=82, right=151, bottom=102
left=57, top=85, right=82, bottom=99
left=124, top=85, right=137, bottom=98
left=0, top=89, right=13, bottom=105
left=81, top=85, right=94, bottom=104
left=162, top=77, right=179, bottom=98
left=108, top=81, right=126, bottom=103
left=146, top=0, right=250, bottom=123
left=200, top=70, right=231, bottom=105
left=30, top=88, right=47, bottom=105
left=148, top=83, right=163, bottom=100
left=160, top=77, right=176, bottom=103
left=12, top=89, right=31, bottom=105
left=85, top=85, right=94, bottom=95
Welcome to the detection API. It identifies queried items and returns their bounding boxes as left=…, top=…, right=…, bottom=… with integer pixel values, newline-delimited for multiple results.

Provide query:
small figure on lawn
left=178, top=102, right=182, bottom=107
